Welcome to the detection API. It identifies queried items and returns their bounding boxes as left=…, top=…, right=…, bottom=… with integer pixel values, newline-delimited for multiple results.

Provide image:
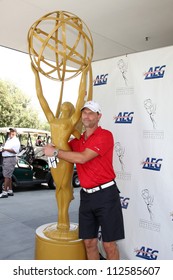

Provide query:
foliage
left=39, top=121, right=50, bottom=131
left=0, top=79, right=48, bottom=129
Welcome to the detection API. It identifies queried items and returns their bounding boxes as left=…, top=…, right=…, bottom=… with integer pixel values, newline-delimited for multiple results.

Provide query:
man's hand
left=43, top=144, right=56, bottom=157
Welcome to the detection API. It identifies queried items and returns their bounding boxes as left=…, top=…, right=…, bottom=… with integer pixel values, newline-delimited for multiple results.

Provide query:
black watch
left=53, top=149, right=59, bottom=157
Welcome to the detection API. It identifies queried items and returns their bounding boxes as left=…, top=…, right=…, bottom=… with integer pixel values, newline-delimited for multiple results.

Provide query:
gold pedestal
left=35, top=223, right=87, bottom=260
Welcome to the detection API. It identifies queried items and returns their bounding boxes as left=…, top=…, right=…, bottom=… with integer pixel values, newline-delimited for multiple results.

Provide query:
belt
left=82, top=180, right=115, bottom=193
left=3, top=156, right=16, bottom=158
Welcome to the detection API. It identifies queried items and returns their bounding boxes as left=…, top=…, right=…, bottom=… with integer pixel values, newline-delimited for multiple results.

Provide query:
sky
left=0, top=46, right=80, bottom=121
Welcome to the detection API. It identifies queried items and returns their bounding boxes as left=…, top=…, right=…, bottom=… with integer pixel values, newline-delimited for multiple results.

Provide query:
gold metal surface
left=35, top=223, right=87, bottom=260
left=28, top=11, right=93, bottom=257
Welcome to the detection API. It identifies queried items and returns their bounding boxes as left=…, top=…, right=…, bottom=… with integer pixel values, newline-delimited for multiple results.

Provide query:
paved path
left=0, top=185, right=80, bottom=260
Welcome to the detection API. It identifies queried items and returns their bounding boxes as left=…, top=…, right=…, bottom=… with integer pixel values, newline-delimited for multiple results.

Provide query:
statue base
left=35, top=223, right=87, bottom=260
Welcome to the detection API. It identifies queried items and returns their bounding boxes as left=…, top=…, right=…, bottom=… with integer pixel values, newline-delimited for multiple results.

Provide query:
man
left=44, top=100, right=125, bottom=260
left=0, top=128, right=20, bottom=198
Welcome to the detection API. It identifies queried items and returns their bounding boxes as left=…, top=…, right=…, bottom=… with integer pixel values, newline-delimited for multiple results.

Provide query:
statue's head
left=28, top=11, right=93, bottom=81
left=60, top=102, right=75, bottom=117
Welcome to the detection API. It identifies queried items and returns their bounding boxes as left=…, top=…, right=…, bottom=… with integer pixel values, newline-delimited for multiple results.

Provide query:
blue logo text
left=115, top=112, right=134, bottom=124
left=136, top=246, right=159, bottom=260
left=144, top=65, right=166, bottom=79
left=93, top=74, right=108, bottom=86
left=142, top=157, right=162, bottom=171
left=120, top=197, right=130, bottom=209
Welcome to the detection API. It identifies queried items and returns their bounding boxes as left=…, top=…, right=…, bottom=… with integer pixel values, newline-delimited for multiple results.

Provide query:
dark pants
left=79, top=183, right=125, bottom=242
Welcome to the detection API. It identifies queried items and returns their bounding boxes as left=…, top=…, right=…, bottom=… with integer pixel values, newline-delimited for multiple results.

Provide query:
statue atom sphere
left=28, top=10, right=93, bottom=81
left=27, top=11, right=94, bottom=240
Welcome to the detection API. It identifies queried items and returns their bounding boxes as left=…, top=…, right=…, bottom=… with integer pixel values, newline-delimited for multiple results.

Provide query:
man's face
left=9, top=131, right=16, bottom=138
left=81, top=108, right=101, bottom=128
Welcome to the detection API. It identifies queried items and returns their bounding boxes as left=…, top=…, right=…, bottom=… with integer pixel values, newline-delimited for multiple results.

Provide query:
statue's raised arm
left=71, top=64, right=93, bottom=136
left=31, top=63, right=55, bottom=123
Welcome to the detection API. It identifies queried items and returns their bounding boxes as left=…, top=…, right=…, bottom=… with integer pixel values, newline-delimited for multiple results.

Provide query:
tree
left=0, top=79, right=44, bottom=128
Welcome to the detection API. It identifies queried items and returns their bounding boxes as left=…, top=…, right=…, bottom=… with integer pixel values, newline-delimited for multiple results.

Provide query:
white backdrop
left=92, top=46, right=173, bottom=260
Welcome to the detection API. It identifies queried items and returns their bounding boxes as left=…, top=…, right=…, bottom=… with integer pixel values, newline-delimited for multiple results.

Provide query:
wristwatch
left=53, top=149, right=59, bottom=158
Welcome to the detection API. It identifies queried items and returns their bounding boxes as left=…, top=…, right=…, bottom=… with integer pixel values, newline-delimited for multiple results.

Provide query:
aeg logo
left=93, top=74, right=108, bottom=86
left=144, top=65, right=166, bottom=80
left=120, top=197, right=130, bottom=209
left=114, top=112, right=134, bottom=124
left=142, top=157, right=163, bottom=171
left=135, top=246, right=159, bottom=260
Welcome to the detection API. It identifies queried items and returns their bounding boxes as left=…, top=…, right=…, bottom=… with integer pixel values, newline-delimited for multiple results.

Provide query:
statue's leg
left=51, top=163, right=74, bottom=231
left=56, top=186, right=73, bottom=230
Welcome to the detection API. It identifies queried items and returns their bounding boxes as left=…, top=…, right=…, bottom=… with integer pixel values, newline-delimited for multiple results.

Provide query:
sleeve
left=69, top=138, right=78, bottom=151
left=86, top=130, right=114, bottom=156
left=12, top=139, right=21, bottom=154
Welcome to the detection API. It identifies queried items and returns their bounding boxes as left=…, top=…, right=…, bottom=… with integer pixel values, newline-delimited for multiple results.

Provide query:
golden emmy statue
left=27, top=11, right=93, bottom=259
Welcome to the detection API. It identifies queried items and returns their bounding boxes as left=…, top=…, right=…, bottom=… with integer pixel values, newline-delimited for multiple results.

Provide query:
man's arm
left=44, top=145, right=98, bottom=164
left=2, top=148, right=16, bottom=154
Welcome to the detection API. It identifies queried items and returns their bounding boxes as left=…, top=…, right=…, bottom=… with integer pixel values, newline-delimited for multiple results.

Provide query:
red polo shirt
left=69, top=126, right=116, bottom=188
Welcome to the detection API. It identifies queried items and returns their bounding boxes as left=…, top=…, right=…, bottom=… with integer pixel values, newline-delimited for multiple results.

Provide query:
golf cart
left=0, top=127, right=80, bottom=191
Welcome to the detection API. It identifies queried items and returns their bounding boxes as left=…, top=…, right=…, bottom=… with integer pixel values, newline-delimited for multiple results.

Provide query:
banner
left=92, top=46, right=173, bottom=260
